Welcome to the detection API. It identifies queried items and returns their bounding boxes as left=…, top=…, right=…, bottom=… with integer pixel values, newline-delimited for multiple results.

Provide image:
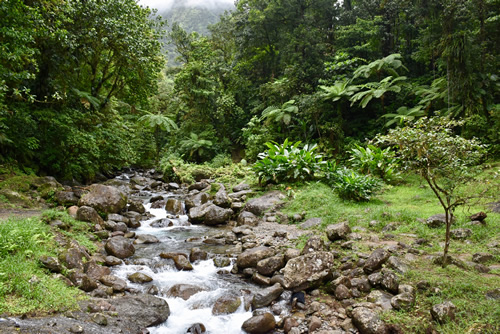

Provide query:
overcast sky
left=138, top=0, right=235, bottom=10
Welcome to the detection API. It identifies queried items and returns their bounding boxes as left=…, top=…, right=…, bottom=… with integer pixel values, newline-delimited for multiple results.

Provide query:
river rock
left=391, top=292, right=415, bottom=310
left=301, top=236, right=325, bottom=255
left=84, top=261, right=111, bottom=280
left=244, top=191, right=285, bottom=216
left=233, top=183, right=250, bottom=192
left=55, top=191, right=79, bottom=206
left=431, top=301, right=456, bottom=324
left=450, top=228, right=473, bottom=240
left=229, top=189, right=254, bottom=200
left=78, top=184, right=127, bottom=214
left=134, top=234, right=160, bottom=244
left=326, top=222, right=351, bottom=241
left=386, top=256, right=409, bottom=274
left=212, top=294, right=242, bottom=315
left=335, top=284, right=351, bottom=300
left=113, top=222, right=128, bottom=233
left=151, top=200, right=166, bottom=209
left=214, top=186, right=231, bottom=208
left=105, top=236, right=135, bottom=259
left=282, top=251, right=335, bottom=290
left=188, top=181, right=210, bottom=191
left=363, top=248, right=390, bottom=274
left=150, top=218, right=173, bottom=228
left=381, top=269, right=399, bottom=294
left=185, top=192, right=210, bottom=211
left=425, top=213, right=451, bottom=228
left=187, top=323, right=206, bottom=333
left=166, top=284, right=206, bottom=300
left=190, top=247, right=208, bottom=262
left=105, top=255, right=122, bottom=266
left=76, top=206, right=104, bottom=225
left=367, top=290, right=393, bottom=311
left=237, top=246, right=275, bottom=269
left=351, top=307, right=387, bottom=334
left=99, top=275, right=127, bottom=292
left=128, top=200, right=146, bottom=214
left=300, top=217, right=322, bottom=229
left=189, top=203, right=215, bottom=223
left=470, top=211, right=487, bottom=221
left=252, top=283, right=284, bottom=309
left=160, top=253, right=193, bottom=271
left=166, top=198, right=184, bottom=215
left=39, top=255, right=63, bottom=273
left=59, top=247, right=89, bottom=270
left=109, top=294, right=170, bottom=327
left=128, top=272, right=153, bottom=284
left=472, top=252, right=493, bottom=263
left=256, top=254, right=285, bottom=276
left=204, top=205, right=233, bottom=225
left=237, top=211, right=260, bottom=226
left=241, top=312, right=276, bottom=334
left=77, top=274, right=97, bottom=292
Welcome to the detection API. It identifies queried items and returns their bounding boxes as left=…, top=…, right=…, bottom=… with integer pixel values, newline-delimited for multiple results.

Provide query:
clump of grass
left=383, top=259, right=500, bottom=333
left=42, top=209, right=97, bottom=253
left=0, top=216, right=85, bottom=315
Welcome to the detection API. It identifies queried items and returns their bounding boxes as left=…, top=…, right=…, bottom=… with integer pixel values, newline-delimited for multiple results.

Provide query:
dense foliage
left=0, top=0, right=166, bottom=180
left=1, top=0, right=498, bottom=180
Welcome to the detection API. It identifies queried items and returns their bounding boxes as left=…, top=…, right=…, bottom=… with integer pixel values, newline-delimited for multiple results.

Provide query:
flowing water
left=110, top=184, right=278, bottom=334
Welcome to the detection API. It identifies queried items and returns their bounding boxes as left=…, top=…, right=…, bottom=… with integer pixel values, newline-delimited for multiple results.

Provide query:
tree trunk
left=442, top=208, right=452, bottom=268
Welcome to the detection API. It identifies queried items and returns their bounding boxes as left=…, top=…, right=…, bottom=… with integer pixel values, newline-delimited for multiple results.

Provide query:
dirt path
left=0, top=208, right=43, bottom=221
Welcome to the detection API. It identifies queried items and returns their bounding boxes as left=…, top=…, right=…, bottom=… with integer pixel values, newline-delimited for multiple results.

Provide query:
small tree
left=378, top=117, right=485, bottom=267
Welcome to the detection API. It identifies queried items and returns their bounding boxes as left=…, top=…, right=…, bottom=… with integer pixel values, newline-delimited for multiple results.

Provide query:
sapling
left=378, top=117, right=485, bottom=267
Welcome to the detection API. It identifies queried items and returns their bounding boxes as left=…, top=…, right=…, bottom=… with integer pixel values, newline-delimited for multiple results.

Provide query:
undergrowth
left=0, top=211, right=94, bottom=315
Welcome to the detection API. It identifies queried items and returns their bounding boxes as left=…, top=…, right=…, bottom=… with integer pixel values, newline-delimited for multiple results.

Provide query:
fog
left=138, top=0, right=235, bottom=11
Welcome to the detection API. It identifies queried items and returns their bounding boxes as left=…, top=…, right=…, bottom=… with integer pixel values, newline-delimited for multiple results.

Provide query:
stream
left=110, top=178, right=287, bottom=333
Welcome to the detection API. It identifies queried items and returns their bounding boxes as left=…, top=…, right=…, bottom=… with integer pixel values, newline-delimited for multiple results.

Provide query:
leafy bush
left=253, top=139, right=326, bottom=184
left=328, top=167, right=382, bottom=201
left=349, top=144, right=399, bottom=182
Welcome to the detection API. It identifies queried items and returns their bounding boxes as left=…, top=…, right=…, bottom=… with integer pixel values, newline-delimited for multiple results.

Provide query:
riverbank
left=0, top=166, right=498, bottom=333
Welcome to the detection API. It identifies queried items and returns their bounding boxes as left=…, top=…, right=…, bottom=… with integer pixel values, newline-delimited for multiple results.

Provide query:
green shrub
left=349, top=144, right=399, bottom=182
left=329, top=167, right=382, bottom=201
left=253, top=139, right=326, bottom=184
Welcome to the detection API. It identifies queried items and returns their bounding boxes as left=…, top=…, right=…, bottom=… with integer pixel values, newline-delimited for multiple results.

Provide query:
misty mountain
left=158, top=0, right=234, bottom=35
left=142, top=0, right=234, bottom=65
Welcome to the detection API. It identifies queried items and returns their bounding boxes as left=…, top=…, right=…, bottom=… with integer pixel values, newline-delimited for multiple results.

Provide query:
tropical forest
left=0, top=0, right=498, bottom=333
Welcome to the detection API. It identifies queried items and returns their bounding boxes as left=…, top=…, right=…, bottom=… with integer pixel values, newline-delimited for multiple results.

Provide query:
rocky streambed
left=2, top=169, right=486, bottom=334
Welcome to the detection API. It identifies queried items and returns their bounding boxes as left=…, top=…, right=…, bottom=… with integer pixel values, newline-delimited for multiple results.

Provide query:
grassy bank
left=280, top=167, right=499, bottom=333
left=0, top=211, right=94, bottom=315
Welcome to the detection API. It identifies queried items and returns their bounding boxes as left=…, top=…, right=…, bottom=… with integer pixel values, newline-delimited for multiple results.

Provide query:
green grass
left=281, top=166, right=500, bottom=333
left=0, top=213, right=92, bottom=315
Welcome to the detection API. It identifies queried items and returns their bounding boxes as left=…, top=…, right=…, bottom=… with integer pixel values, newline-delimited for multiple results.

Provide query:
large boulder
left=79, top=184, right=127, bottom=214
left=105, top=236, right=135, bottom=259
left=160, top=252, right=193, bottom=271
left=237, top=246, right=275, bottom=269
left=282, top=251, right=335, bottom=290
left=204, top=205, right=233, bottom=225
left=244, top=191, right=285, bottom=216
